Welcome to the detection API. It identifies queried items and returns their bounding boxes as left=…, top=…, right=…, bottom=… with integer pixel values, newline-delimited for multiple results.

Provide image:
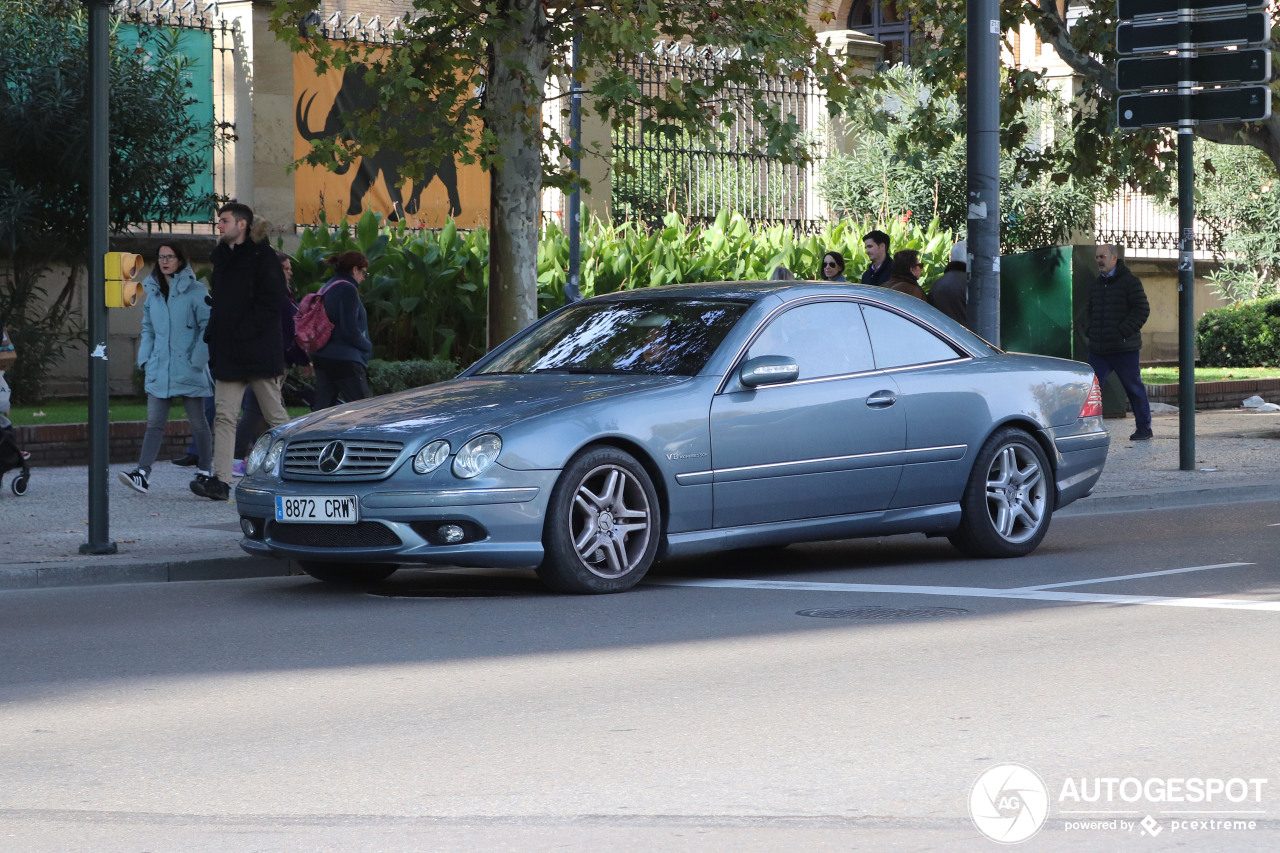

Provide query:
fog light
left=240, top=517, right=258, bottom=538
left=439, top=524, right=465, bottom=544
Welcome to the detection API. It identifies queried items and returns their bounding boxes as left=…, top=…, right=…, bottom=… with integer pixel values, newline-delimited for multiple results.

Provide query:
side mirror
left=738, top=355, right=799, bottom=388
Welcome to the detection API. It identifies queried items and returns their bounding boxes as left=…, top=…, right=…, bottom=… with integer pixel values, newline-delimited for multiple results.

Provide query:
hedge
left=1195, top=297, right=1280, bottom=367
left=366, top=358, right=458, bottom=395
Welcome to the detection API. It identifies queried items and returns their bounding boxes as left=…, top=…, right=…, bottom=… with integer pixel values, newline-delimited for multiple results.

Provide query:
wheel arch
left=560, top=437, right=671, bottom=549
left=982, top=416, right=1056, bottom=469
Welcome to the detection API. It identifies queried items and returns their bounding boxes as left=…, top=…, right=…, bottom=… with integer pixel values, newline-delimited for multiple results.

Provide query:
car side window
left=861, top=305, right=964, bottom=369
left=746, top=301, right=875, bottom=380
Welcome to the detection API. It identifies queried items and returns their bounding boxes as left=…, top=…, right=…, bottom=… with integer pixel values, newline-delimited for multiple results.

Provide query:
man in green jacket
left=1085, top=245, right=1152, bottom=441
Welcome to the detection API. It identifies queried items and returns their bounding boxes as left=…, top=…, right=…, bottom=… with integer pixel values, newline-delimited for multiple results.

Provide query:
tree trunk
left=486, top=0, right=551, bottom=350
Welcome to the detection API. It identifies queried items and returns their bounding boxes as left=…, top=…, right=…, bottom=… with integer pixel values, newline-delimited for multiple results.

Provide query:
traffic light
left=103, top=252, right=144, bottom=308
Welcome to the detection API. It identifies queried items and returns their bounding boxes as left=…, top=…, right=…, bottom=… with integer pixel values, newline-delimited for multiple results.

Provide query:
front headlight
left=264, top=440, right=286, bottom=477
left=245, top=433, right=273, bottom=476
left=413, top=440, right=450, bottom=474
left=452, top=433, right=501, bottom=479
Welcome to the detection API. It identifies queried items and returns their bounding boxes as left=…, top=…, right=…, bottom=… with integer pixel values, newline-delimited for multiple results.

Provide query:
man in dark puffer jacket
left=1085, top=245, right=1153, bottom=441
left=195, top=202, right=293, bottom=500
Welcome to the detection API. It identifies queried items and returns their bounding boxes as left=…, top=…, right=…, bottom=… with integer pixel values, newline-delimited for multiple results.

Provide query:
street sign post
left=1117, top=85, right=1272, bottom=128
left=1117, top=11, right=1270, bottom=54
left=1117, top=48, right=1270, bottom=91
left=1115, top=0, right=1273, bottom=472
left=1118, top=0, right=1266, bottom=20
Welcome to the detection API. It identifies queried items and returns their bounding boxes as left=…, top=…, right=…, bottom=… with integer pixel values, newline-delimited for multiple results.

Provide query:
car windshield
left=477, top=299, right=750, bottom=377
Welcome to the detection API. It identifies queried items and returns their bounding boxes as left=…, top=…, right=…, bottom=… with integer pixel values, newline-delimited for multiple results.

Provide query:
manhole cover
left=797, top=606, right=969, bottom=619
left=368, top=588, right=525, bottom=599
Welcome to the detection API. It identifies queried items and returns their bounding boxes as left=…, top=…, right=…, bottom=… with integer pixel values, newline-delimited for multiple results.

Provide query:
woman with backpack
left=307, top=250, right=373, bottom=409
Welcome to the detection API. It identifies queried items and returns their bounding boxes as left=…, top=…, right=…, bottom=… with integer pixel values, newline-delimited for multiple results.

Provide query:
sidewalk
left=2, top=408, right=1278, bottom=590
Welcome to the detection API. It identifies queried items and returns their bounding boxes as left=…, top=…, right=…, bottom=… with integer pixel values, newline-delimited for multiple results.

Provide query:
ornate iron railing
left=611, top=41, right=829, bottom=233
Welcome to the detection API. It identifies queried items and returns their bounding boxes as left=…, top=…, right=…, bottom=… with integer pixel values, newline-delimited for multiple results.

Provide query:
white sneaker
left=118, top=469, right=150, bottom=494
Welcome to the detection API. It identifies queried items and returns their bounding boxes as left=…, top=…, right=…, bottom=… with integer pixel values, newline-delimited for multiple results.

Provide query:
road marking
left=1006, top=562, right=1253, bottom=592
left=650, top=564, right=1280, bottom=612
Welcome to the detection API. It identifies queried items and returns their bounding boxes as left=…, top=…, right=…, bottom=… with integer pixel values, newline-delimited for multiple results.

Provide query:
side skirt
left=662, top=503, right=962, bottom=559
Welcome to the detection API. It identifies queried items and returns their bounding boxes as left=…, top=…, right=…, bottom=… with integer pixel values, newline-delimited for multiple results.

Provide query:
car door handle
left=866, top=391, right=898, bottom=409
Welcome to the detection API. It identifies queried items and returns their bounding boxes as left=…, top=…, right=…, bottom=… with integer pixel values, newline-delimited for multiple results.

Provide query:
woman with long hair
left=886, top=249, right=928, bottom=301
left=118, top=243, right=214, bottom=494
left=312, top=250, right=373, bottom=409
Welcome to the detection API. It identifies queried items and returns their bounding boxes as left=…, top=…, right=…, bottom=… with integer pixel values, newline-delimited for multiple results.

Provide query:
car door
left=859, top=304, right=981, bottom=509
left=709, top=300, right=906, bottom=528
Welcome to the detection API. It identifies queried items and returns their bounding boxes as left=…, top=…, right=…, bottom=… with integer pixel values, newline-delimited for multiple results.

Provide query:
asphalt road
left=2, top=499, right=1279, bottom=852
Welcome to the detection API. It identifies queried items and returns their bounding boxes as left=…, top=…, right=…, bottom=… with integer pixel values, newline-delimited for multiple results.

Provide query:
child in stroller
left=0, top=370, right=30, bottom=496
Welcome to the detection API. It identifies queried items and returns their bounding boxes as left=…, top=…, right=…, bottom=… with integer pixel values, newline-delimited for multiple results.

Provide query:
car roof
left=593, top=280, right=948, bottom=315
left=590, top=280, right=998, bottom=357
left=595, top=280, right=883, bottom=303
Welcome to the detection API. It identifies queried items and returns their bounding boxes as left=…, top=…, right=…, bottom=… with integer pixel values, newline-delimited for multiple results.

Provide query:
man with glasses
left=1085, top=244, right=1153, bottom=441
left=861, top=230, right=892, bottom=286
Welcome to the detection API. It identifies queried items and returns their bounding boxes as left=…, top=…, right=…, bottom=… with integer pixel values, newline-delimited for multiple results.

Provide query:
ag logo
left=969, top=763, right=1049, bottom=844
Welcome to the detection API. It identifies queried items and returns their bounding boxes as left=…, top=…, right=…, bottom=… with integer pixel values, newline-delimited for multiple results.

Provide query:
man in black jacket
left=194, top=202, right=292, bottom=500
left=1085, top=245, right=1153, bottom=441
left=860, top=230, right=892, bottom=286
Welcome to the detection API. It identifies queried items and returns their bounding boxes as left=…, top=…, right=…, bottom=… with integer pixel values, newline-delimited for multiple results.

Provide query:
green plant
left=1195, top=297, right=1280, bottom=367
left=366, top=358, right=459, bottom=395
left=293, top=209, right=956, bottom=367
left=291, top=210, right=489, bottom=364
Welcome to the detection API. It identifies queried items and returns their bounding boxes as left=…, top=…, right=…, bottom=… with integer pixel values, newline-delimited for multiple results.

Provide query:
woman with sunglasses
left=885, top=249, right=928, bottom=301
left=118, top=243, right=214, bottom=495
left=819, top=251, right=848, bottom=282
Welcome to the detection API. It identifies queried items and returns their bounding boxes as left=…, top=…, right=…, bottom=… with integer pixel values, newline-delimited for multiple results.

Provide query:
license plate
left=275, top=495, right=359, bottom=524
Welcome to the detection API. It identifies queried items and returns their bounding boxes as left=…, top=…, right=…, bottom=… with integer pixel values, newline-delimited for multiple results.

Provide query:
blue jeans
left=1087, top=350, right=1151, bottom=431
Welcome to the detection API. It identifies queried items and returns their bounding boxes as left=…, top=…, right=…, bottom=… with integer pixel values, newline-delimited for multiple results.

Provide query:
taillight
left=1079, top=377, right=1102, bottom=418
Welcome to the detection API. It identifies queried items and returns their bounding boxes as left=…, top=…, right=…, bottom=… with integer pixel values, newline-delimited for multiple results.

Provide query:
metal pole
left=81, top=0, right=116, bottom=555
left=967, top=0, right=1001, bottom=345
left=565, top=30, right=583, bottom=303
left=1177, top=9, right=1196, bottom=470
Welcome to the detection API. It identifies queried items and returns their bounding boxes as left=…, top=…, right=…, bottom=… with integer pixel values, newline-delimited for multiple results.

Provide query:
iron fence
left=611, top=41, right=829, bottom=233
left=1094, top=190, right=1222, bottom=260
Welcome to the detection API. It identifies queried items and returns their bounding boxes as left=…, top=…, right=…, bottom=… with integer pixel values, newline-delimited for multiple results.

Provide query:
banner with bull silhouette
left=293, top=54, right=489, bottom=229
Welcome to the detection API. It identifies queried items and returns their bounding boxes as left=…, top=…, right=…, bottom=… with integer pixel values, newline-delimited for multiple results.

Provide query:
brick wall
left=1147, top=378, right=1280, bottom=410
left=14, top=421, right=195, bottom=468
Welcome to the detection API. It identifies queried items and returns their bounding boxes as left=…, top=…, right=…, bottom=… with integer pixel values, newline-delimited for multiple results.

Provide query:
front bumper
left=235, top=469, right=559, bottom=569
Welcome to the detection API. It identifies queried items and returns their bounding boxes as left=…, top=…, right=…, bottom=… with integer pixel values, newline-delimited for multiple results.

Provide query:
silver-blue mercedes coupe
left=236, top=282, right=1109, bottom=593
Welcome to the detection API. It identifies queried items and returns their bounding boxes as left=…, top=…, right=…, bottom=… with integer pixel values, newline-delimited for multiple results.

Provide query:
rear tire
left=297, top=561, right=398, bottom=585
left=949, top=427, right=1053, bottom=558
left=11, top=475, right=28, bottom=496
left=537, top=447, right=662, bottom=594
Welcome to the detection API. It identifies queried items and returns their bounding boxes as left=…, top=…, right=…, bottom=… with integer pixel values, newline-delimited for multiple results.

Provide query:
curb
left=1059, top=482, right=1280, bottom=516
left=0, top=554, right=296, bottom=592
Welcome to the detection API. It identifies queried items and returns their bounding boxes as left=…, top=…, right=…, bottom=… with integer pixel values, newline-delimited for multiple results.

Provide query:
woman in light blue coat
left=118, top=244, right=214, bottom=495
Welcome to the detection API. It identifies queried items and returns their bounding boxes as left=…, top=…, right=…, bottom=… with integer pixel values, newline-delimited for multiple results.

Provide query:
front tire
left=11, top=475, right=29, bottom=496
left=949, top=427, right=1053, bottom=558
left=537, top=447, right=662, bottom=594
left=297, top=561, right=398, bottom=585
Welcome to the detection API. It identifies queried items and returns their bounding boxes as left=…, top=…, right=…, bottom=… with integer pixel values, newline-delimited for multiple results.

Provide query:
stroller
left=0, top=417, right=28, bottom=496
left=0, top=326, right=29, bottom=496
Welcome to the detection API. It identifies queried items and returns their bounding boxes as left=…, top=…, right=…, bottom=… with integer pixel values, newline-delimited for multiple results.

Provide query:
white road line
left=1007, top=562, right=1254, bottom=592
left=649, top=576, right=1280, bottom=612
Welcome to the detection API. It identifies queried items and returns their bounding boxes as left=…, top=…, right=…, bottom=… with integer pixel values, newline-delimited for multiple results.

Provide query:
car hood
left=280, top=374, right=684, bottom=443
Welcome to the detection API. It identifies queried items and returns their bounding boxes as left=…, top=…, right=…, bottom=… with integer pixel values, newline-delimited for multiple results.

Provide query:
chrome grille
left=283, top=439, right=403, bottom=478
